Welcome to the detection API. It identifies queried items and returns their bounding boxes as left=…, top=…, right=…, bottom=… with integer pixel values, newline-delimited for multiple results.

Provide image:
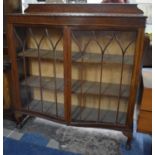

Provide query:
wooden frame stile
left=124, top=27, right=145, bottom=144
left=6, top=23, right=22, bottom=121
left=63, top=26, right=72, bottom=125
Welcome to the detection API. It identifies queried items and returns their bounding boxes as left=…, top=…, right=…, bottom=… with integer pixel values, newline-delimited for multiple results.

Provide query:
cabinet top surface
left=7, top=4, right=146, bottom=27
left=9, top=4, right=146, bottom=17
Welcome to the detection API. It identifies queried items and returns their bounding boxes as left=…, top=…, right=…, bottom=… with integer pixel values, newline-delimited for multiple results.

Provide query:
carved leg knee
left=14, top=112, right=29, bottom=129
left=123, top=131, right=132, bottom=150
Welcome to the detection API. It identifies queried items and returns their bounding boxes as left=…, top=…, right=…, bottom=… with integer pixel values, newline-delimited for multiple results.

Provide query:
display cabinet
left=6, top=4, right=146, bottom=148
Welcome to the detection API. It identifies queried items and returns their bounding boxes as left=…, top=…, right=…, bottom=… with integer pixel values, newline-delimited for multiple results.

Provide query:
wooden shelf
left=18, top=48, right=133, bottom=66
left=72, top=80, right=130, bottom=98
left=72, top=105, right=126, bottom=124
left=18, top=49, right=65, bottom=62
left=23, top=99, right=126, bottom=124
left=21, top=76, right=130, bottom=98
left=21, top=76, right=64, bottom=91
left=23, top=99, right=64, bottom=117
left=72, top=52, right=133, bottom=66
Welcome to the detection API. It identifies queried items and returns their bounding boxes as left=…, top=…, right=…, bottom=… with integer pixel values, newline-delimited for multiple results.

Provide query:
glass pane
left=71, top=30, right=136, bottom=125
left=15, top=26, right=64, bottom=119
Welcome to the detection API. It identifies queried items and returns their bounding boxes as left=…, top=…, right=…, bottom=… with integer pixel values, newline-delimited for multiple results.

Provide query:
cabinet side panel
left=6, top=24, right=22, bottom=110
left=126, top=28, right=145, bottom=128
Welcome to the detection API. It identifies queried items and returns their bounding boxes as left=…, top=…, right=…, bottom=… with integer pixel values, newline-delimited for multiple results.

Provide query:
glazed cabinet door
left=13, top=26, right=65, bottom=120
left=70, top=29, right=137, bottom=126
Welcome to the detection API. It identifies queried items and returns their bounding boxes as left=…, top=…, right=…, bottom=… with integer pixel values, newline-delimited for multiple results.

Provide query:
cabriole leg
left=123, top=131, right=132, bottom=150
left=14, top=112, right=30, bottom=129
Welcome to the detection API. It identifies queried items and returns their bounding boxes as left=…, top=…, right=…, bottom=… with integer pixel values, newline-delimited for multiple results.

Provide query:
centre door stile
left=63, top=26, right=72, bottom=124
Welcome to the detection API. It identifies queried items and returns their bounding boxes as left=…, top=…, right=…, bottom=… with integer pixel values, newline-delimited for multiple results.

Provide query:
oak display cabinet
left=6, top=4, right=146, bottom=148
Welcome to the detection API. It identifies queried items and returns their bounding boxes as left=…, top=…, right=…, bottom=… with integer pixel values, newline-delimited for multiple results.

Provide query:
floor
left=3, top=117, right=122, bottom=155
left=3, top=115, right=152, bottom=155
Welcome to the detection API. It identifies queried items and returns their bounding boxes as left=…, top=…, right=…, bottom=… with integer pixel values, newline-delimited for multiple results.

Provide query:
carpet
left=8, top=118, right=122, bottom=155
left=55, top=127, right=121, bottom=155
left=3, top=118, right=152, bottom=155
left=120, top=132, right=152, bottom=155
left=4, top=136, right=80, bottom=155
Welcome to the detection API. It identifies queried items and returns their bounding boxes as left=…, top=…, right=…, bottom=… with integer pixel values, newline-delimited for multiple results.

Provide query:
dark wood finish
left=126, top=28, right=145, bottom=128
left=6, top=24, right=22, bottom=111
left=7, top=14, right=145, bottom=29
left=6, top=4, right=146, bottom=148
left=3, top=59, right=11, bottom=110
left=4, top=0, right=21, bottom=58
left=25, top=4, right=143, bottom=14
left=3, top=56, right=13, bottom=119
left=123, top=131, right=132, bottom=149
left=124, top=28, right=145, bottom=144
left=64, top=26, right=72, bottom=124
left=3, top=0, right=22, bottom=120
